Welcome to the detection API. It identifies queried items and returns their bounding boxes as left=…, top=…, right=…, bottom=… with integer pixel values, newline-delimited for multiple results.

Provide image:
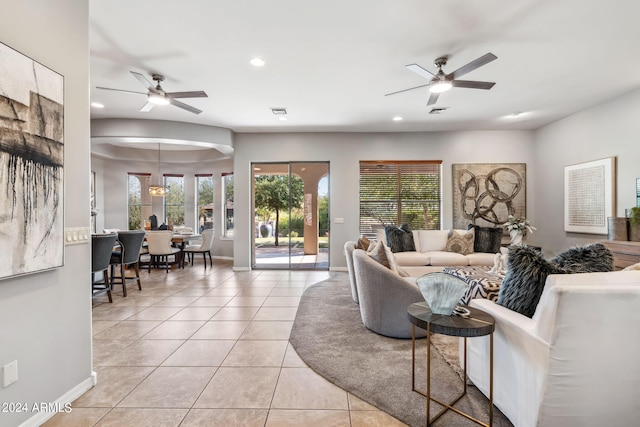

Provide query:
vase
left=510, top=230, right=523, bottom=245
left=416, top=273, right=469, bottom=315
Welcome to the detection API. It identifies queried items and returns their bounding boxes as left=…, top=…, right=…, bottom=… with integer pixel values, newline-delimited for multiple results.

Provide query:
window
left=223, top=173, right=234, bottom=237
left=359, top=161, right=442, bottom=239
left=163, top=174, right=185, bottom=227
left=127, top=172, right=152, bottom=230
left=196, top=174, right=213, bottom=233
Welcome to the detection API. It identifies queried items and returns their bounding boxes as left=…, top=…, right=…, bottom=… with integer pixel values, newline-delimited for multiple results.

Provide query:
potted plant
left=628, top=207, right=640, bottom=241
left=503, top=215, right=537, bottom=245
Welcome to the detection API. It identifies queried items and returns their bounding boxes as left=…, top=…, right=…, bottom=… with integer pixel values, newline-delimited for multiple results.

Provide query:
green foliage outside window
left=254, top=174, right=304, bottom=246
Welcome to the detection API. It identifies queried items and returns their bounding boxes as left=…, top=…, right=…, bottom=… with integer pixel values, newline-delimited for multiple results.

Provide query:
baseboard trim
left=233, top=266, right=251, bottom=272
left=330, top=267, right=347, bottom=272
left=20, top=375, right=95, bottom=427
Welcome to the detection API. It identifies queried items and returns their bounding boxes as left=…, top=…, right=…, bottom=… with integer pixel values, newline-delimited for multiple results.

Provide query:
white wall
left=0, top=2, right=91, bottom=426
left=533, top=88, right=640, bottom=255
left=92, top=155, right=235, bottom=258
left=233, top=131, right=535, bottom=270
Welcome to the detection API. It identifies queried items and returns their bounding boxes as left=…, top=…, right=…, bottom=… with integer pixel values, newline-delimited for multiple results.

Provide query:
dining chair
left=92, top=233, right=118, bottom=303
left=110, top=230, right=146, bottom=296
left=145, top=230, right=180, bottom=273
left=183, top=229, right=215, bottom=269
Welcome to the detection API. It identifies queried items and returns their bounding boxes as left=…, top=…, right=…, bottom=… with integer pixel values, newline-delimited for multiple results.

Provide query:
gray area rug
left=290, top=277, right=513, bottom=427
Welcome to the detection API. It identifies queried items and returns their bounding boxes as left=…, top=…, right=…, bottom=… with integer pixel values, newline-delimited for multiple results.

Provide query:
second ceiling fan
left=386, top=53, right=497, bottom=106
left=97, top=71, right=208, bottom=114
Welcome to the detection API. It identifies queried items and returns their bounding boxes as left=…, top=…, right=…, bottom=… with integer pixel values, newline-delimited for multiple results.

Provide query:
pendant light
left=149, top=143, right=168, bottom=197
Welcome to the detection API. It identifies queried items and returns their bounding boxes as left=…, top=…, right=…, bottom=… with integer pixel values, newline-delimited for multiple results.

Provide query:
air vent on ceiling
left=429, top=107, right=448, bottom=114
left=271, top=108, right=287, bottom=115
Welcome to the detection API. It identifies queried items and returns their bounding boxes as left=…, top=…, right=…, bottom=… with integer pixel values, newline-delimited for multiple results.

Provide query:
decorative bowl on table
left=416, top=272, right=469, bottom=315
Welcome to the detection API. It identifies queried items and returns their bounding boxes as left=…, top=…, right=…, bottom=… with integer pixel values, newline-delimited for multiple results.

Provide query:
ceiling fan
left=96, top=71, right=208, bottom=114
left=386, top=53, right=497, bottom=106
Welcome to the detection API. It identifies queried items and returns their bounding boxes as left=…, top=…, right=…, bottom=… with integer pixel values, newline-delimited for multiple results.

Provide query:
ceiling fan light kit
left=386, top=52, right=497, bottom=106
left=148, top=93, right=170, bottom=105
left=429, top=80, right=452, bottom=93
left=97, top=71, right=208, bottom=114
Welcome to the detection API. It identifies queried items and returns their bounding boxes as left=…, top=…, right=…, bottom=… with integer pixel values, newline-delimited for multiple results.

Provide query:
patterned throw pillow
left=355, top=235, right=370, bottom=250
left=446, top=228, right=475, bottom=255
left=368, top=240, right=390, bottom=269
left=385, top=224, right=416, bottom=253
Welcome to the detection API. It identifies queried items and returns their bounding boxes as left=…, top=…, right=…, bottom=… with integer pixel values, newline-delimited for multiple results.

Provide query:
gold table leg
left=412, top=327, right=493, bottom=427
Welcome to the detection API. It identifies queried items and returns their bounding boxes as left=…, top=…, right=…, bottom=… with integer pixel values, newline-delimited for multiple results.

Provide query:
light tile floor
left=44, top=260, right=406, bottom=427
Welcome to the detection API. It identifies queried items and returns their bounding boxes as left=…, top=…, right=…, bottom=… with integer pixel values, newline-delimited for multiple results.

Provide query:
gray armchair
left=352, top=249, right=426, bottom=338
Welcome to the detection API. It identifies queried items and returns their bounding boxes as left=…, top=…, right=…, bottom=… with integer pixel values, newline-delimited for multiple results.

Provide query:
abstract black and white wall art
left=452, top=163, right=526, bottom=229
left=0, top=42, right=64, bottom=280
left=564, top=157, right=615, bottom=234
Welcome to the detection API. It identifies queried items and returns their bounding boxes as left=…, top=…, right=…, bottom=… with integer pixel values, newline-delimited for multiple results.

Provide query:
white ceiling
left=90, top=0, right=640, bottom=137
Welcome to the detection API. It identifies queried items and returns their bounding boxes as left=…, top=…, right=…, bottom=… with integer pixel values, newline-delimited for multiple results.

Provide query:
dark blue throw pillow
left=384, top=224, right=415, bottom=253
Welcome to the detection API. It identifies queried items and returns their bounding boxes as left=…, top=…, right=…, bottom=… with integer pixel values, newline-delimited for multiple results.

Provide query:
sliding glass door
left=252, top=162, right=329, bottom=270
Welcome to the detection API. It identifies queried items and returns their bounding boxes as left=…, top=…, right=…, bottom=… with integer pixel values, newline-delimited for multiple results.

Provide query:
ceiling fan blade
left=451, top=80, right=496, bottom=90
left=96, top=86, right=146, bottom=95
left=170, top=98, right=202, bottom=114
left=385, top=83, right=429, bottom=97
left=140, top=102, right=155, bottom=112
left=166, top=91, right=208, bottom=99
left=406, top=63, right=437, bottom=79
left=427, top=93, right=440, bottom=106
left=447, top=53, right=497, bottom=80
left=130, top=71, right=156, bottom=91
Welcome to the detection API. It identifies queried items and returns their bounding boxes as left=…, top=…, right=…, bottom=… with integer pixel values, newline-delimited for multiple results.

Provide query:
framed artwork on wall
left=452, top=163, right=526, bottom=229
left=0, top=41, right=64, bottom=280
left=564, top=157, right=615, bottom=234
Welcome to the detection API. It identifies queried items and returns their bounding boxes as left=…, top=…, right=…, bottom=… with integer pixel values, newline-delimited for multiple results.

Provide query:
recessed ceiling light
left=279, top=117, right=288, bottom=121
left=506, top=111, right=526, bottom=119
left=392, top=116, right=403, bottom=121
left=250, top=57, right=265, bottom=67
left=91, top=102, right=104, bottom=108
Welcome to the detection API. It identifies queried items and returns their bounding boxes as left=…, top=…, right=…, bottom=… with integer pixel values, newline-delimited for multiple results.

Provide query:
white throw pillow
left=414, top=230, right=450, bottom=252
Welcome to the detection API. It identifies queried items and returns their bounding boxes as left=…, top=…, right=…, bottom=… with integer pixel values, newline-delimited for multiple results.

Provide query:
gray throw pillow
left=468, top=224, right=503, bottom=253
left=385, top=224, right=416, bottom=253
left=550, top=242, right=614, bottom=273
left=497, top=245, right=564, bottom=318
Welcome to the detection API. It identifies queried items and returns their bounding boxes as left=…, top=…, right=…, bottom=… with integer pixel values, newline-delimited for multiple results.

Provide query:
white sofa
left=377, top=229, right=497, bottom=272
left=462, top=270, right=640, bottom=427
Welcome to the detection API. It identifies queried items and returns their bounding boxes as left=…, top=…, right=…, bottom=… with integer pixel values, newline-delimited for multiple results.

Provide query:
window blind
left=359, top=161, right=442, bottom=238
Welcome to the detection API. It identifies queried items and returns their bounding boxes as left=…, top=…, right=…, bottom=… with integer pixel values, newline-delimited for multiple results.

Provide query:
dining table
left=170, top=232, right=199, bottom=268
